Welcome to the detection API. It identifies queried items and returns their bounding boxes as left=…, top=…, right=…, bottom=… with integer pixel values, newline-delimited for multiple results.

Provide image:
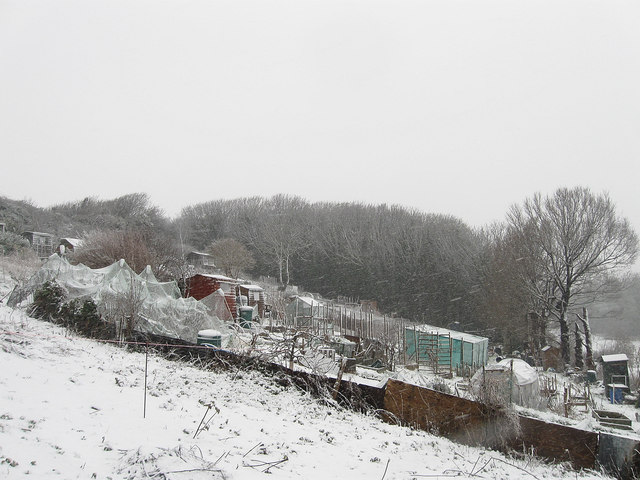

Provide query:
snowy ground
left=0, top=302, right=614, bottom=480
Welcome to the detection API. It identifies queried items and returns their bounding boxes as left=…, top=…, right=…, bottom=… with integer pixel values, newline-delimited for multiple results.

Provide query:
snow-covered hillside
left=0, top=300, right=612, bottom=480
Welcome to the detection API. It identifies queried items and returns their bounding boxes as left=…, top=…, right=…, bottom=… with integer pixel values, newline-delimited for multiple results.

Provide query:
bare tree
left=72, top=229, right=182, bottom=280
left=101, top=270, right=146, bottom=342
left=507, top=187, right=638, bottom=365
left=240, top=195, right=311, bottom=287
left=206, top=238, right=255, bottom=278
left=477, top=223, right=536, bottom=353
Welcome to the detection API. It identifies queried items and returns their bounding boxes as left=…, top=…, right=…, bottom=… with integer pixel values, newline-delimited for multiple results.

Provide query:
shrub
left=74, top=299, right=111, bottom=338
left=30, top=283, right=111, bottom=337
left=30, top=281, right=66, bottom=320
left=0, top=232, right=30, bottom=256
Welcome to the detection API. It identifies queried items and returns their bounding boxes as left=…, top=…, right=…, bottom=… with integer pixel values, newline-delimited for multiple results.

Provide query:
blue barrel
left=609, top=386, right=624, bottom=404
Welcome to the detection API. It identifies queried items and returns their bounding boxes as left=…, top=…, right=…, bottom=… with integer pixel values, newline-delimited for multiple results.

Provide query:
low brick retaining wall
left=381, top=378, right=638, bottom=476
left=514, top=416, right=599, bottom=469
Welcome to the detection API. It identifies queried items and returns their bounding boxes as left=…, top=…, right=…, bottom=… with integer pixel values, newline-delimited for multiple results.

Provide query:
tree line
left=1, top=188, right=638, bottom=366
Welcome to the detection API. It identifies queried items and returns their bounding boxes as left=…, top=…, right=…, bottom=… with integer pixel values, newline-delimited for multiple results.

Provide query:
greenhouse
left=284, top=296, right=325, bottom=329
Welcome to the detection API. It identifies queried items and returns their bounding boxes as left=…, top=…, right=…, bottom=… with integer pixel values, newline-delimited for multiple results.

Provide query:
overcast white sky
left=1, top=0, right=639, bottom=231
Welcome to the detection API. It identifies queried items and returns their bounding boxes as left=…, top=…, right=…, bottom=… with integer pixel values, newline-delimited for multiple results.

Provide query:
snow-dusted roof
left=412, top=324, right=487, bottom=343
left=196, top=273, right=237, bottom=283
left=296, top=296, right=323, bottom=307
left=240, top=284, right=264, bottom=291
left=485, top=358, right=538, bottom=386
left=601, top=353, right=628, bottom=363
left=61, top=237, right=82, bottom=247
left=22, top=231, right=53, bottom=237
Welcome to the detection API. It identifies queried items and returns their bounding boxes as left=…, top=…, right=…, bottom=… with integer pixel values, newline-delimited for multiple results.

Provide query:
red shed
left=185, top=274, right=238, bottom=318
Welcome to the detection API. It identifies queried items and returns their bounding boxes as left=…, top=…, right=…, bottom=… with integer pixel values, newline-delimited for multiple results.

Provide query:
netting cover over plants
left=9, top=255, right=227, bottom=342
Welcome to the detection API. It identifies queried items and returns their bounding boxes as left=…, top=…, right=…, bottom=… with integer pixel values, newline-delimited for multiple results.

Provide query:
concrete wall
left=599, top=433, right=640, bottom=479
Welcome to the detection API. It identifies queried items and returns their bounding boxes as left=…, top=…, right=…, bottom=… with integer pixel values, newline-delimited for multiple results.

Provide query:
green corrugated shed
left=405, top=325, right=488, bottom=370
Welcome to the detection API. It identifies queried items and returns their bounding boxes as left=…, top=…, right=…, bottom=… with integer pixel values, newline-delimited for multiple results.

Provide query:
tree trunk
left=574, top=322, right=584, bottom=369
left=278, top=257, right=284, bottom=285
left=284, top=256, right=290, bottom=287
left=578, top=307, right=595, bottom=370
left=559, top=310, right=570, bottom=366
left=558, top=289, right=572, bottom=366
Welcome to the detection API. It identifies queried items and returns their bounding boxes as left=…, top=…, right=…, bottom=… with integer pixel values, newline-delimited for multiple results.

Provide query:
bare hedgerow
left=0, top=248, right=41, bottom=298
left=99, top=270, right=146, bottom=342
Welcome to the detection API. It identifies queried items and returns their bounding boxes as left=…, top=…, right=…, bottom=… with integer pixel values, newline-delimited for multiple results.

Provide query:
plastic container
left=239, top=306, right=254, bottom=328
left=197, top=329, right=222, bottom=347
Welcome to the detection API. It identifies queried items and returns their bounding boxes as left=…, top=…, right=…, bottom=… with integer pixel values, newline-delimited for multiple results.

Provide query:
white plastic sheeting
left=9, top=255, right=227, bottom=343
left=470, top=358, right=540, bottom=408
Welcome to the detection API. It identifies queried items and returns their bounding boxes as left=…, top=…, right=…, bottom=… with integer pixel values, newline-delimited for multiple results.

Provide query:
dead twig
left=409, top=475, right=469, bottom=478
left=243, top=442, right=264, bottom=458
left=213, top=451, right=229, bottom=466
left=381, top=458, right=390, bottom=480
left=473, top=456, right=540, bottom=480
left=443, top=469, right=483, bottom=477
left=470, top=455, right=482, bottom=476
left=472, top=457, right=493, bottom=476
left=193, top=402, right=220, bottom=439
left=165, top=467, right=223, bottom=474
left=244, top=455, right=289, bottom=473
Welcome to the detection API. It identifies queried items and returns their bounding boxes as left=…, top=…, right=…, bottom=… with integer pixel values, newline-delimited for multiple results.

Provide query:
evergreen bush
left=30, top=281, right=66, bottom=320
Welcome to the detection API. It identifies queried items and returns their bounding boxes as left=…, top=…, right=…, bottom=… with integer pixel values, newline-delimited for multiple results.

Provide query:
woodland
left=1, top=188, right=638, bottom=361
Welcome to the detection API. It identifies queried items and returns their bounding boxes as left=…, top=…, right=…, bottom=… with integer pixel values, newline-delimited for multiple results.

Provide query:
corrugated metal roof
left=196, top=274, right=237, bottom=282
left=410, top=324, right=487, bottom=343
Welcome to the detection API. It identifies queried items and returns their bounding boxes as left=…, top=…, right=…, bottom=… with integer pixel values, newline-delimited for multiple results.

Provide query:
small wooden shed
left=185, top=274, right=238, bottom=319
left=541, top=345, right=563, bottom=371
left=21, top=231, right=54, bottom=259
left=59, top=237, right=82, bottom=255
left=600, top=353, right=630, bottom=396
left=186, top=251, right=216, bottom=273
left=239, top=284, right=265, bottom=318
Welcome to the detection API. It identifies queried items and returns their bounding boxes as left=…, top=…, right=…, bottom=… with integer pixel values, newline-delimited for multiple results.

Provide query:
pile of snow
left=0, top=304, right=611, bottom=479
